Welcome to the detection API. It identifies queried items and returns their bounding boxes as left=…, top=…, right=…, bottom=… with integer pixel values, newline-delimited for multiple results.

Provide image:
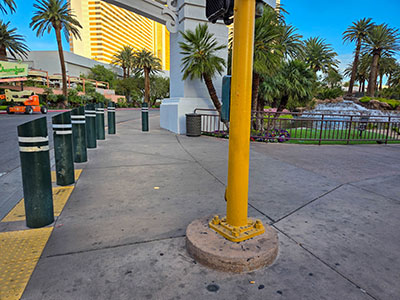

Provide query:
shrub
left=316, top=87, right=343, bottom=100
left=360, top=96, right=372, bottom=103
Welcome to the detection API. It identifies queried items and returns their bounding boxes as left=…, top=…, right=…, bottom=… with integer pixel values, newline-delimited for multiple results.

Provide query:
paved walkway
left=6, top=112, right=400, bottom=299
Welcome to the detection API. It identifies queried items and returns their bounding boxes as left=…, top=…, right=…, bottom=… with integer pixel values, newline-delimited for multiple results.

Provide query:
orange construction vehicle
left=4, top=89, right=47, bottom=114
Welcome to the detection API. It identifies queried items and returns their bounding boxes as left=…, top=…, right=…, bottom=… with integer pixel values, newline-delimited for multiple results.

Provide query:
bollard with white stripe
left=85, top=103, right=97, bottom=149
left=52, top=111, right=75, bottom=186
left=96, top=102, right=105, bottom=140
left=108, top=102, right=116, bottom=134
left=71, top=106, right=87, bottom=163
left=17, top=117, right=54, bottom=228
left=142, top=102, right=149, bottom=132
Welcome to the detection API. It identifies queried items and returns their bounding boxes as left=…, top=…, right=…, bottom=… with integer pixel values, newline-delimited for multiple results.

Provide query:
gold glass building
left=69, top=0, right=170, bottom=70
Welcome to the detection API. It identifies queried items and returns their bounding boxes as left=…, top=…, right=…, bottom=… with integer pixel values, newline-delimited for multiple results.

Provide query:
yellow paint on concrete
left=1, top=186, right=74, bottom=223
left=51, top=169, right=82, bottom=183
left=0, top=227, right=53, bottom=300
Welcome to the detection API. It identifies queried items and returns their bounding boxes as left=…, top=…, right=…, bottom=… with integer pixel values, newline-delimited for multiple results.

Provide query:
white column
left=161, top=0, right=228, bottom=134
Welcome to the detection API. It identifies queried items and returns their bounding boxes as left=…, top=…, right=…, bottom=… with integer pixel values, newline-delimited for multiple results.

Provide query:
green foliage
left=0, top=20, right=29, bottom=59
left=132, top=49, right=162, bottom=75
left=115, top=76, right=143, bottom=104
left=378, top=86, right=400, bottom=100
left=88, top=65, right=117, bottom=89
left=261, top=60, right=316, bottom=111
left=67, top=88, right=82, bottom=106
left=179, top=23, right=226, bottom=81
left=323, top=68, right=343, bottom=88
left=112, top=45, right=134, bottom=78
left=359, top=96, right=400, bottom=108
left=317, top=87, right=343, bottom=100
left=0, top=0, right=16, bottom=14
left=302, top=37, right=339, bottom=73
left=149, top=75, right=169, bottom=105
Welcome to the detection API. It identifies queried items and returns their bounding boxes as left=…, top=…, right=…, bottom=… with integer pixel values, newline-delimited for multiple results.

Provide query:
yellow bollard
left=209, top=0, right=265, bottom=242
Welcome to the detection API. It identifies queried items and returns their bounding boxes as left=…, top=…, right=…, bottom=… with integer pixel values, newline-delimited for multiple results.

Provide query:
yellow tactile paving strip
left=51, top=169, right=82, bottom=183
left=1, top=186, right=74, bottom=223
left=0, top=227, right=53, bottom=300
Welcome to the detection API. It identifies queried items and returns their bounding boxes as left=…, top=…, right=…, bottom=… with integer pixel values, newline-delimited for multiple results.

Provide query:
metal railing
left=193, top=108, right=228, bottom=133
left=195, top=109, right=400, bottom=145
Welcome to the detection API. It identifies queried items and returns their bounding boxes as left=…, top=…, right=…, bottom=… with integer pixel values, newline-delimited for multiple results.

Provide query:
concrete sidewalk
left=22, top=112, right=400, bottom=300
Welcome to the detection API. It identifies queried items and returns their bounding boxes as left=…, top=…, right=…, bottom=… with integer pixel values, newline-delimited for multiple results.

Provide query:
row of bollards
left=17, top=102, right=117, bottom=228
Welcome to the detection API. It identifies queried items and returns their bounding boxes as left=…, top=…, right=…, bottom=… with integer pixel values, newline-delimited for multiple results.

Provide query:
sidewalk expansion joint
left=248, top=203, right=276, bottom=223
left=272, top=226, right=378, bottom=300
left=85, top=161, right=195, bottom=171
left=175, top=135, right=226, bottom=187
left=45, top=235, right=186, bottom=259
left=272, top=184, right=345, bottom=224
left=347, top=183, right=400, bottom=204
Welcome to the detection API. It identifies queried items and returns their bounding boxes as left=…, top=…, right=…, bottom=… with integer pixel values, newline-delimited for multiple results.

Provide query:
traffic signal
left=205, top=0, right=234, bottom=25
left=205, top=0, right=268, bottom=25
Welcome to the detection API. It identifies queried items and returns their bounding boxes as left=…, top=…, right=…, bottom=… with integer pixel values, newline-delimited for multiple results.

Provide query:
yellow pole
left=226, top=0, right=256, bottom=227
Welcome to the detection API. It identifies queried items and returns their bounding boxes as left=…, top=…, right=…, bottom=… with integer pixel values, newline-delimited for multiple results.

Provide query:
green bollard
left=85, top=103, right=97, bottom=149
left=71, top=106, right=87, bottom=163
left=52, top=111, right=75, bottom=186
left=18, top=117, right=54, bottom=228
left=108, top=102, right=116, bottom=134
left=142, top=102, right=149, bottom=132
left=96, top=102, right=105, bottom=140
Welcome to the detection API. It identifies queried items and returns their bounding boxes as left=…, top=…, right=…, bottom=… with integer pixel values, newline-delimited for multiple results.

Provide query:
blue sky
left=4, top=0, right=400, bottom=72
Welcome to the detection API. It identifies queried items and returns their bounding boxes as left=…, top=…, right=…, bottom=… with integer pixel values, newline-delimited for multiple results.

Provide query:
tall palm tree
left=363, top=24, right=400, bottom=96
left=30, top=0, right=82, bottom=99
left=132, top=48, right=161, bottom=104
left=343, top=18, right=374, bottom=96
left=303, top=37, right=339, bottom=74
left=179, top=23, right=226, bottom=117
left=0, top=0, right=16, bottom=14
left=112, top=45, right=134, bottom=79
left=0, top=21, right=29, bottom=60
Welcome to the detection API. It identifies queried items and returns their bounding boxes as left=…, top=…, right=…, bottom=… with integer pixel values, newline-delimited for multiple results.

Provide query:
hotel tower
left=69, top=0, right=170, bottom=70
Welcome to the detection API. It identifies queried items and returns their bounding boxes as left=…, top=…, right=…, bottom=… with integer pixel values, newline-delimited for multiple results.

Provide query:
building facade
left=69, top=0, right=170, bottom=70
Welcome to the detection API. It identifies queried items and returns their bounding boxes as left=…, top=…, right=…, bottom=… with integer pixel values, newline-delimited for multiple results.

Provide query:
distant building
left=69, top=0, right=170, bottom=70
left=23, top=51, right=122, bottom=78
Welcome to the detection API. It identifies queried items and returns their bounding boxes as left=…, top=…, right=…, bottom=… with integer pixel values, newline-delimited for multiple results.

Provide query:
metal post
left=347, top=116, right=353, bottom=145
left=209, top=0, right=264, bottom=242
left=18, top=117, right=54, bottom=228
left=142, top=102, right=149, bottom=132
left=96, top=102, right=105, bottom=140
left=108, top=102, right=116, bottom=134
left=319, top=115, right=324, bottom=145
left=52, top=111, right=75, bottom=186
left=385, top=116, right=391, bottom=144
left=71, top=106, right=88, bottom=163
left=85, top=103, right=97, bottom=149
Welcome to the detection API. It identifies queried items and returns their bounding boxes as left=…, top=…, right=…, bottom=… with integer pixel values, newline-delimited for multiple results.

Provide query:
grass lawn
left=0, top=106, right=7, bottom=110
left=287, top=128, right=400, bottom=145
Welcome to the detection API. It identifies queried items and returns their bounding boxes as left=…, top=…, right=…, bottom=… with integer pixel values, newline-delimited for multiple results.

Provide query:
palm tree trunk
left=252, top=72, right=261, bottom=130
left=358, top=80, right=362, bottom=93
left=202, top=73, right=222, bottom=113
left=144, top=67, right=150, bottom=103
left=367, top=52, right=380, bottom=97
left=387, top=73, right=392, bottom=87
left=55, top=26, right=68, bottom=104
left=0, top=46, right=7, bottom=61
left=347, top=39, right=362, bottom=96
left=122, top=66, right=126, bottom=79
left=379, top=73, right=383, bottom=91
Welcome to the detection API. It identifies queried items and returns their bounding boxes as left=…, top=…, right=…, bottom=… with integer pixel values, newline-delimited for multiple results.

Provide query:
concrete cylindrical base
left=186, top=216, right=279, bottom=273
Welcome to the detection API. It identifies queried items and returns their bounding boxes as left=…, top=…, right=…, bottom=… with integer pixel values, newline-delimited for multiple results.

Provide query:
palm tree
left=378, top=56, right=396, bottom=90
left=30, top=0, right=82, bottom=100
left=179, top=23, right=226, bottom=117
left=0, top=0, right=16, bottom=14
left=343, top=18, right=374, bottom=96
left=132, top=48, right=162, bottom=104
left=261, top=59, right=316, bottom=113
left=0, top=21, right=29, bottom=60
left=252, top=5, right=283, bottom=115
left=112, top=45, right=134, bottom=79
left=363, top=24, right=400, bottom=96
left=303, top=37, right=339, bottom=74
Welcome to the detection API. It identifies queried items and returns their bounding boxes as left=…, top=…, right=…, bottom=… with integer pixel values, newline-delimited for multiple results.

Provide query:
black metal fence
left=195, top=109, right=400, bottom=145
